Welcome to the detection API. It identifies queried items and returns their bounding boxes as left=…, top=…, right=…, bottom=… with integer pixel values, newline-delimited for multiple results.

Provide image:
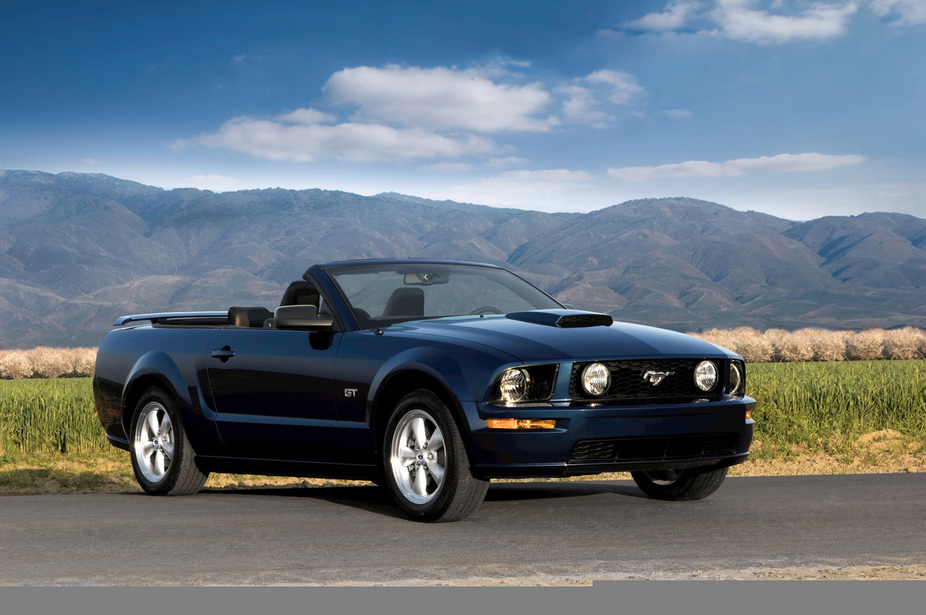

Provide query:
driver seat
left=382, top=287, right=424, bottom=317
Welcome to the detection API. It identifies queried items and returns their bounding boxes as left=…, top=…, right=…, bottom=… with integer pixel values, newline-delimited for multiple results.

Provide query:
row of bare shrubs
left=0, top=347, right=98, bottom=380
left=691, top=327, right=926, bottom=363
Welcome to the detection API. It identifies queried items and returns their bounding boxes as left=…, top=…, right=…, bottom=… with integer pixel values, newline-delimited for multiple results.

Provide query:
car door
left=206, top=327, right=342, bottom=461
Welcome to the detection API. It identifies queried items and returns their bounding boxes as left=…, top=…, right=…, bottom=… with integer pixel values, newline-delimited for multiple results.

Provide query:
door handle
left=211, top=346, right=236, bottom=361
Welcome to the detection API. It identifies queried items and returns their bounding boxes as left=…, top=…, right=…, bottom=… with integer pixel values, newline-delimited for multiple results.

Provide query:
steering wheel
left=469, top=306, right=503, bottom=315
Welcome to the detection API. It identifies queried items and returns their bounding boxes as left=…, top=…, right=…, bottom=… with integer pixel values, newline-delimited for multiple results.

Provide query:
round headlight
left=581, top=363, right=611, bottom=397
left=694, top=360, right=718, bottom=392
left=499, top=368, right=530, bottom=402
left=729, top=362, right=743, bottom=394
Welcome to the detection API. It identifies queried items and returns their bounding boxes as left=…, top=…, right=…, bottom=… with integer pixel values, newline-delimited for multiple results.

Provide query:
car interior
left=227, top=280, right=333, bottom=328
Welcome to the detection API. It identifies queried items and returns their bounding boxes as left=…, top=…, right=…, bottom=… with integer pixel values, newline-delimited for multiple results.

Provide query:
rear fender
left=122, top=350, right=224, bottom=455
left=124, top=351, right=190, bottom=411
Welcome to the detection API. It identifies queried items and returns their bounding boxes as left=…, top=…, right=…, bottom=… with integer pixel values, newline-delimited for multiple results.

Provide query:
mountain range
left=1, top=169, right=924, bottom=348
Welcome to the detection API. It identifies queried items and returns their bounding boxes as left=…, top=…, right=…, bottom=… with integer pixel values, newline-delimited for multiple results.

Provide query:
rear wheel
left=631, top=466, right=728, bottom=501
left=130, top=388, right=209, bottom=495
left=383, top=390, right=488, bottom=522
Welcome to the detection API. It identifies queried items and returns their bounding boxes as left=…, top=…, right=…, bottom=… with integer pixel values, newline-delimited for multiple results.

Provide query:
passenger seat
left=228, top=306, right=273, bottom=327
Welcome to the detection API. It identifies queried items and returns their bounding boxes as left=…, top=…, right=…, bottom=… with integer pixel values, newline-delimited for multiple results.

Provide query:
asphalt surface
left=1, top=473, right=925, bottom=585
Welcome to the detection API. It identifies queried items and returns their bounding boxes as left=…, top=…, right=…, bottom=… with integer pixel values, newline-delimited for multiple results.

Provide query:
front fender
left=367, top=347, right=469, bottom=416
left=366, top=343, right=516, bottom=435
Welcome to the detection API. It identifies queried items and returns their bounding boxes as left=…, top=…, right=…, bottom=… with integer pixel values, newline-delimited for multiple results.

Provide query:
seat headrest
left=382, top=287, right=425, bottom=317
left=280, top=281, right=320, bottom=307
left=228, top=306, right=273, bottom=327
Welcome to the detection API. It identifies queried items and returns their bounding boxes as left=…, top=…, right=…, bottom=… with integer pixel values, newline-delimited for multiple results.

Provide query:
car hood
left=395, top=310, right=737, bottom=363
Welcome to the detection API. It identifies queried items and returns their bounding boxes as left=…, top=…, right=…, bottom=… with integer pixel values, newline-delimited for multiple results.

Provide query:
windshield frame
left=320, top=261, right=564, bottom=329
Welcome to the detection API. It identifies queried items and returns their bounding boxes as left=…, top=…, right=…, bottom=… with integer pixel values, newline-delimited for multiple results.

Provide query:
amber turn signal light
left=486, top=418, right=556, bottom=430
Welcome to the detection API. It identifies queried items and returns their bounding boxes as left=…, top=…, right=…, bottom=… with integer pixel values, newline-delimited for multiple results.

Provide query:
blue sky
left=2, top=0, right=924, bottom=219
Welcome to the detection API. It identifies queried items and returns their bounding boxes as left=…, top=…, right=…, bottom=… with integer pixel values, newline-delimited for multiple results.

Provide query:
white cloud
left=661, top=108, right=695, bottom=119
left=558, top=84, right=615, bottom=127
left=488, top=156, right=529, bottom=167
left=183, top=174, right=241, bottom=191
left=500, top=169, right=594, bottom=183
left=711, top=0, right=860, bottom=44
left=323, top=65, right=559, bottom=133
left=181, top=114, right=495, bottom=163
left=81, top=158, right=103, bottom=165
left=276, top=108, right=337, bottom=124
left=608, top=152, right=866, bottom=180
left=440, top=169, right=595, bottom=208
left=179, top=63, right=646, bottom=164
left=623, top=1, right=702, bottom=31
left=558, top=70, right=645, bottom=126
left=870, top=0, right=926, bottom=25
left=422, top=162, right=475, bottom=172
left=585, top=70, right=647, bottom=104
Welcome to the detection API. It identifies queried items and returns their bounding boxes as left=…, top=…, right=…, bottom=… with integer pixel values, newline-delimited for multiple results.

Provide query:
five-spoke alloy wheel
left=130, top=388, right=208, bottom=495
left=389, top=408, right=446, bottom=505
left=134, top=400, right=175, bottom=484
left=384, top=390, right=488, bottom=522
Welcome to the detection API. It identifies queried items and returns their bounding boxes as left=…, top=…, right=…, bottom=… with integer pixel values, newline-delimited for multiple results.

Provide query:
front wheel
left=631, top=466, right=729, bottom=501
left=130, top=387, right=209, bottom=495
left=383, top=390, right=488, bottom=522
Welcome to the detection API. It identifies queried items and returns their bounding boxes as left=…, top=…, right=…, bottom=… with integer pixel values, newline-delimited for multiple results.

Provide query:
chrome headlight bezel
left=729, top=360, right=746, bottom=396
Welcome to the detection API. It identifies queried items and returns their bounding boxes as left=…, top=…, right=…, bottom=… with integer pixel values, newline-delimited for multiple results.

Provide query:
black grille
left=570, top=359, right=722, bottom=403
left=569, top=434, right=738, bottom=463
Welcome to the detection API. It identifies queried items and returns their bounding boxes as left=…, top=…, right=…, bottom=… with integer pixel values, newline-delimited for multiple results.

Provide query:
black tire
left=630, top=466, right=729, bottom=501
left=383, top=390, right=488, bottom=522
left=129, top=387, right=209, bottom=495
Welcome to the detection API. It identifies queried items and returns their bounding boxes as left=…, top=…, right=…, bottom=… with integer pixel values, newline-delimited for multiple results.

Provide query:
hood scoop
left=506, top=310, right=614, bottom=328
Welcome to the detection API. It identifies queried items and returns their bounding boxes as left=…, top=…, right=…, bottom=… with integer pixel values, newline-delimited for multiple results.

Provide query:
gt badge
left=344, top=388, right=359, bottom=398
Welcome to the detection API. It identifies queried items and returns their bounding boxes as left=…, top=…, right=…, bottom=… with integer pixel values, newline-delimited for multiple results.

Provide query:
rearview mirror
left=403, top=271, right=449, bottom=285
left=273, top=305, right=334, bottom=330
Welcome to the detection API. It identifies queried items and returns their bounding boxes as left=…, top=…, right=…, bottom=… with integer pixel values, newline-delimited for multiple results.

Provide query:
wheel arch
left=122, top=351, right=193, bottom=437
left=370, top=368, right=474, bottom=464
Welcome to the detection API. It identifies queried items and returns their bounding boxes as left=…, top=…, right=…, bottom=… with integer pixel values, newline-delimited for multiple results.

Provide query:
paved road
left=1, top=474, right=925, bottom=585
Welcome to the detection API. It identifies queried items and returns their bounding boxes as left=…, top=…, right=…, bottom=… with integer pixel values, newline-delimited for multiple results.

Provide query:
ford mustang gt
left=94, top=259, right=755, bottom=521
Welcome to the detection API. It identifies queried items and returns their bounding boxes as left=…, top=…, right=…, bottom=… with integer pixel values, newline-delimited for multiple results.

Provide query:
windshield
left=325, top=263, right=562, bottom=328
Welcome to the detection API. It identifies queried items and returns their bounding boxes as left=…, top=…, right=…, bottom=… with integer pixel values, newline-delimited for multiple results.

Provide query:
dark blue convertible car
left=94, top=259, right=755, bottom=521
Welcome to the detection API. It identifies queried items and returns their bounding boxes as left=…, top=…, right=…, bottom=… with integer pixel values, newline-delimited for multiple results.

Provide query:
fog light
left=487, top=419, right=556, bottom=430
left=581, top=363, right=610, bottom=397
left=694, top=360, right=718, bottom=391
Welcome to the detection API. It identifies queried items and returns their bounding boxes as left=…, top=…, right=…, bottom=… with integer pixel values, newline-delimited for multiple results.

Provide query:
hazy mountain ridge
left=0, top=170, right=923, bottom=348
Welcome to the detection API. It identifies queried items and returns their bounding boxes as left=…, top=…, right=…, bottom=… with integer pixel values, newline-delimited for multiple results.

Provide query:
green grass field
left=2, top=361, right=925, bottom=487
left=748, top=360, right=926, bottom=455
left=0, top=377, right=111, bottom=457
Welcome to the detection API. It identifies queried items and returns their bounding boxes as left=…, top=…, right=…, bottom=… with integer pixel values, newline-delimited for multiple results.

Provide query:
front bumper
left=465, top=396, right=755, bottom=479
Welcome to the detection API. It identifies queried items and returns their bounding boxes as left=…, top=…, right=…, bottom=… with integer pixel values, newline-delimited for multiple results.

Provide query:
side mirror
left=273, top=305, right=334, bottom=330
